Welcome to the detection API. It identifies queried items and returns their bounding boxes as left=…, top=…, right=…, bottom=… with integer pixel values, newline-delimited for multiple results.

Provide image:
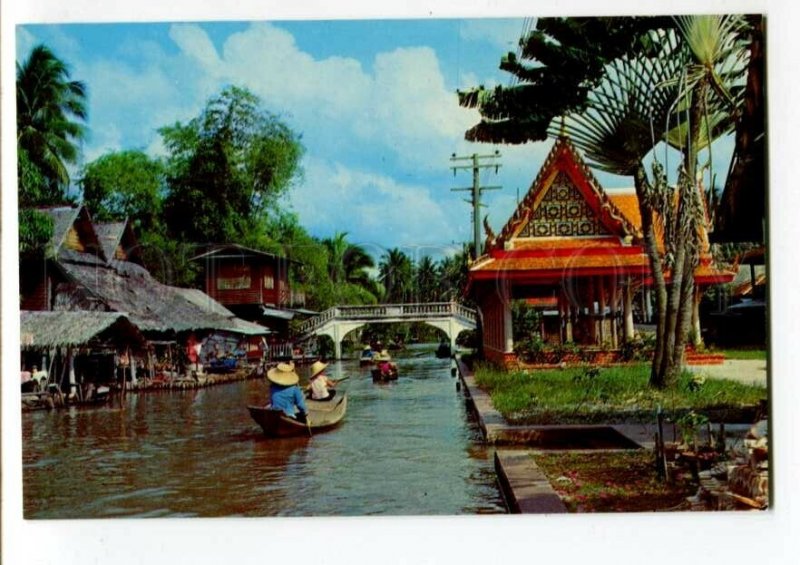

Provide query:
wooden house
left=190, top=244, right=304, bottom=334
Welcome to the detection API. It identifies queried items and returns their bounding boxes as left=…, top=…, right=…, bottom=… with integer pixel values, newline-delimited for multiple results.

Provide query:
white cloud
left=163, top=23, right=480, bottom=171
left=289, top=157, right=460, bottom=250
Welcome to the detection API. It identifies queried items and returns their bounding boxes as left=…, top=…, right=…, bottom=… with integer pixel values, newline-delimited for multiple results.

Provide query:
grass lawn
left=474, top=363, right=767, bottom=424
left=534, top=451, right=695, bottom=512
left=716, top=348, right=767, bottom=360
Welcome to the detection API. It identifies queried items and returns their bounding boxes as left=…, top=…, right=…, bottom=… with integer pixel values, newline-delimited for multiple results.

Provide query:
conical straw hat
left=267, top=362, right=299, bottom=386
left=309, top=360, right=328, bottom=379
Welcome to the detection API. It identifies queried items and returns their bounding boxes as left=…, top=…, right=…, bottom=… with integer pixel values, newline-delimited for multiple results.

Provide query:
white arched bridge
left=297, top=302, right=477, bottom=359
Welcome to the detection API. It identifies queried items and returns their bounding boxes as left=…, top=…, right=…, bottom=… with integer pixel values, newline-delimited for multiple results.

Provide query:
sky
left=16, top=18, right=735, bottom=261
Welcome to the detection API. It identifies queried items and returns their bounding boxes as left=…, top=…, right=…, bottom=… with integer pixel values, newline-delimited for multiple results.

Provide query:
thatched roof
left=94, top=220, right=144, bottom=265
left=20, top=311, right=146, bottom=349
left=38, top=206, right=105, bottom=261
left=94, top=222, right=127, bottom=261
left=53, top=251, right=269, bottom=335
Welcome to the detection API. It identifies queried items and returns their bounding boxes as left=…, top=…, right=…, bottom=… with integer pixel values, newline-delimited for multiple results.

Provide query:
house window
left=217, top=266, right=251, bottom=290
left=263, top=274, right=275, bottom=289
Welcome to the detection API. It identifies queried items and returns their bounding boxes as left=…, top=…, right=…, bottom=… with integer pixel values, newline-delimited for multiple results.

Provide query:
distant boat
left=371, top=366, right=398, bottom=383
left=248, top=394, right=348, bottom=438
left=435, top=342, right=452, bottom=359
left=359, top=348, right=375, bottom=366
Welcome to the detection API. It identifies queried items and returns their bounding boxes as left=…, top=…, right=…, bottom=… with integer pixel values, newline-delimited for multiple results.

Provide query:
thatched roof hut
left=20, top=311, right=146, bottom=350
left=54, top=254, right=269, bottom=335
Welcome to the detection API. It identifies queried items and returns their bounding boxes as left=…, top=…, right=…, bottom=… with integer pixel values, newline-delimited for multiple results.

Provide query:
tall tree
left=79, top=150, right=165, bottom=230
left=17, top=44, right=88, bottom=203
left=415, top=255, right=440, bottom=302
left=160, top=86, right=303, bottom=245
left=379, top=248, right=414, bottom=303
left=459, top=16, right=753, bottom=387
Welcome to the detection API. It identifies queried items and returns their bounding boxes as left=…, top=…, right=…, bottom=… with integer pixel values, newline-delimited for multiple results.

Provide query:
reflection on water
left=22, top=354, right=505, bottom=517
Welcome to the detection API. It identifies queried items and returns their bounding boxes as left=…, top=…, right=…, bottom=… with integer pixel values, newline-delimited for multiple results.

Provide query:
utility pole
left=450, top=151, right=502, bottom=260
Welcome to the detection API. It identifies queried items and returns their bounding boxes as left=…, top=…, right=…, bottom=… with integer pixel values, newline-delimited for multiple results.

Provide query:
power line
left=450, top=151, right=502, bottom=260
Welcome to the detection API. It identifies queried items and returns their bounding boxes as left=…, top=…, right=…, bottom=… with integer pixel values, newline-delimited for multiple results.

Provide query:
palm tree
left=557, top=16, right=749, bottom=386
left=342, top=242, right=379, bottom=296
left=17, top=44, right=88, bottom=204
left=322, top=232, right=349, bottom=284
left=416, top=255, right=440, bottom=302
left=322, top=232, right=379, bottom=301
left=379, top=248, right=414, bottom=303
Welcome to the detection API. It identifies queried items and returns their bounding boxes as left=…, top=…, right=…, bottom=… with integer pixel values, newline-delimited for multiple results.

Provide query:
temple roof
left=469, top=137, right=733, bottom=288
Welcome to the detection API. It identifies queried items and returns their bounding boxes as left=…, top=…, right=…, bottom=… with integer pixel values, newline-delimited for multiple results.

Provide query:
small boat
left=371, top=366, right=399, bottom=383
left=435, top=342, right=452, bottom=359
left=359, top=347, right=375, bottom=366
left=248, top=393, right=348, bottom=438
left=206, top=357, right=238, bottom=373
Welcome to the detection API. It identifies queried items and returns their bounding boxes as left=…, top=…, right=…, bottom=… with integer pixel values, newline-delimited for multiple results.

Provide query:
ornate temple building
left=467, top=136, right=735, bottom=366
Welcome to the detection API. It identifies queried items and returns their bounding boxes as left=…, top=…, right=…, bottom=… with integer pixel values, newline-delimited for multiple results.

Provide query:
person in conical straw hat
left=308, top=360, right=336, bottom=401
left=267, top=362, right=307, bottom=420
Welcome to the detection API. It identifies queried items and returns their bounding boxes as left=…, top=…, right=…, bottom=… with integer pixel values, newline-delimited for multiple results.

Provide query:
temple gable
left=517, top=172, right=609, bottom=238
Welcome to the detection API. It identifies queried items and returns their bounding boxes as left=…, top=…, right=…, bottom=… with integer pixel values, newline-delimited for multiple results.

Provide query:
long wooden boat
left=248, top=393, right=347, bottom=438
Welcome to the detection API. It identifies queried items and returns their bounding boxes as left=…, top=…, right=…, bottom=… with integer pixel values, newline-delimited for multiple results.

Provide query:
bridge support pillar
left=333, top=324, right=343, bottom=360
left=448, top=319, right=457, bottom=350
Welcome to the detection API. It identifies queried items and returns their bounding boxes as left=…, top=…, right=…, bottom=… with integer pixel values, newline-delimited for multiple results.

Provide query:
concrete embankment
left=457, top=357, right=574, bottom=513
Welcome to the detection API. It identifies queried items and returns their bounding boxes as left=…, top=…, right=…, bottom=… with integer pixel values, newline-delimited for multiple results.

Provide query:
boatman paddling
left=267, top=362, right=308, bottom=422
left=308, top=360, right=336, bottom=401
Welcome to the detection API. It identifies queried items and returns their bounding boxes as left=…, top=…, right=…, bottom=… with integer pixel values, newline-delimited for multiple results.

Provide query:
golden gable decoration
left=518, top=172, right=609, bottom=238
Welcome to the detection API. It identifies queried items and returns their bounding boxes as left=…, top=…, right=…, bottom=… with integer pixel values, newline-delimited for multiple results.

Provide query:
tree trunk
left=633, top=165, right=669, bottom=387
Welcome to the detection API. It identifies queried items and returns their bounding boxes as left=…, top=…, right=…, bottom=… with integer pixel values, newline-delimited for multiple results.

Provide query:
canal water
left=22, top=353, right=506, bottom=518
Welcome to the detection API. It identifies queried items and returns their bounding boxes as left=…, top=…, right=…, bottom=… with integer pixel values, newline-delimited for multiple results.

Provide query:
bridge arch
left=298, top=302, right=477, bottom=359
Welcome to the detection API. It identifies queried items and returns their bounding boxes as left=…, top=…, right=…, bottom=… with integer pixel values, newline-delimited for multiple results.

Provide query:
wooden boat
left=371, top=366, right=399, bottom=383
left=248, top=393, right=347, bottom=438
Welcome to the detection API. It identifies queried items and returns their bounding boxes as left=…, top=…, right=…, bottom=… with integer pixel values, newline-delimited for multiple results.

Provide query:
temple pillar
left=644, top=287, right=653, bottom=323
left=610, top=280, right=619, bottom=349
left=691, top=286, right=704, bottom=347
left=566, top=303, right=573, bottom=343
left=598, top=276, right=607, bottom=345
left=623, top=278, right=635, bottom=341
left=502, top=296, right=514, bottom=354
left=131, top=354, right=138, bottom=385
left=587, top=277, right=597, bottom=344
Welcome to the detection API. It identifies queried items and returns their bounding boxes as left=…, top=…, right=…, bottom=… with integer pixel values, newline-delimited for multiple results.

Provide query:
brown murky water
left=22, top=354, right=506, bottom=517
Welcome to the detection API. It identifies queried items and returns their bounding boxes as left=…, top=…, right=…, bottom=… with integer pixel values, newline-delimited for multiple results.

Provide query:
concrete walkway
left=688, top=359, right=768, bottom=388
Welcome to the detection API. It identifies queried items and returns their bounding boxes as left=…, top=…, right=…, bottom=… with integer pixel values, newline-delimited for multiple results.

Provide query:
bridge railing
left=297, top=302, right=477, bottom=336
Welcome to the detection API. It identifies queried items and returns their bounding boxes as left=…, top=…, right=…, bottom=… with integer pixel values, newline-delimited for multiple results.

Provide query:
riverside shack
left=19, top=207, right=269, bottom=389
left=20, top=311, right=147, bottom=408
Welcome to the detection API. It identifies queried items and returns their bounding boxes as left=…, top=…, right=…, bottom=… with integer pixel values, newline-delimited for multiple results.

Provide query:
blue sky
left=16, top=19, right=735, bottom=261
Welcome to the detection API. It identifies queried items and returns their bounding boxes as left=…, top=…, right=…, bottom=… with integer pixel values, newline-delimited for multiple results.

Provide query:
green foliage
left=17, top=44, right=87, bottom=199
left=79, top=150, right=165, bottom=230
left=415, top=256, right=440, bottom=303
left=160, top=86, right=303, bottom=245
left=474, top=363, right=766, bottom=424
left=379, top=248, right=414, bottom=303
left=18, top=209, right=54, bottom=256
left=676, top=410, right=709, bottom=447
left=512, top=300, right=541, bottom=341
left=458, top=17, right=671, bottom=144
left=620, top=334, right=657, bottom=361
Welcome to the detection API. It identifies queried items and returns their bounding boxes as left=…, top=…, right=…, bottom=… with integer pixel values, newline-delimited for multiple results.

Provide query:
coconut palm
left=378, top=248, right=414, bottom=303
left=17, top=44, right=88, bottom=203
left=415, top=255, right=440, bottom=302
